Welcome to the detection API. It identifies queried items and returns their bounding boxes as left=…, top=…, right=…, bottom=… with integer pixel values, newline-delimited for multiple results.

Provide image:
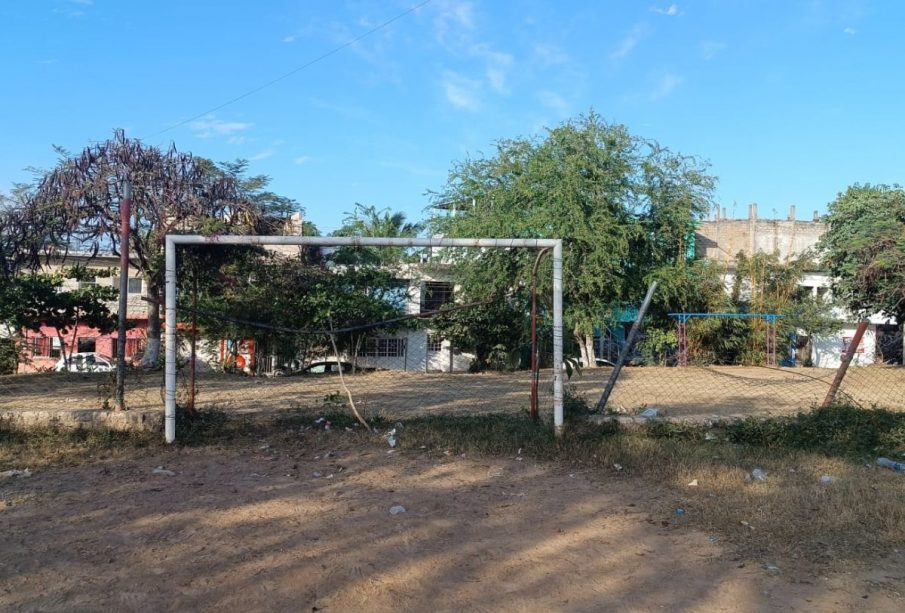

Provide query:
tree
left=0, top=268, right=117, bottom=370
left=25, top=130, right=284, bottom=367
left=429, top=112, right=716, bottom=367
left=819, top=184, right=905, bottom=325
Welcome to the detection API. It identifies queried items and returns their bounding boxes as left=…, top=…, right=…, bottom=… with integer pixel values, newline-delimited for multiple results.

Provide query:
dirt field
left=2, top=433, right=903, bottom=612
left=3, top=365, right=905, bottom=423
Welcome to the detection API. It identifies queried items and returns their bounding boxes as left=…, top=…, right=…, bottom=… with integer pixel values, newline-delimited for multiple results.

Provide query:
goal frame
left=164, top=235, right=564, bottom=442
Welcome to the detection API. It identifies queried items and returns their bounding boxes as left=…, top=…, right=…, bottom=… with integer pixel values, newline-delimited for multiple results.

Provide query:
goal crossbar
left=164, top=234, right=564, bottom=442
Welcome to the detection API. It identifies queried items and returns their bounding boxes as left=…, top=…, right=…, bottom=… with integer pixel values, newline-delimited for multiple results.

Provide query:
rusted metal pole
left=529, top=247, right=551, bottom=422
left=114, top=181, right=131, bottom=411
left=596, top=281, right=657, bottom=412
left=821, top=319, right=869, bottom=408
left=188, top=273, right=198, bottom=414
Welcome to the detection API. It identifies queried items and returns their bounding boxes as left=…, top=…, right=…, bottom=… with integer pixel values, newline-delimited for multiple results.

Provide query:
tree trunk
left=576, top=331, right=598, bottom=368
left=584, top=334, right=598, bottom=368
left=141, top=278, right=161, bottom=369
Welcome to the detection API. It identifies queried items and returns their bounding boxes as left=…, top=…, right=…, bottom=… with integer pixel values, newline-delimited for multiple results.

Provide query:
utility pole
left=115, top=180, right=131, bottom=411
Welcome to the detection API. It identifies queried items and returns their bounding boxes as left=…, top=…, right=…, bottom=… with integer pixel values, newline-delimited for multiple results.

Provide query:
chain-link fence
left=586, top=316, right=905, bottom=420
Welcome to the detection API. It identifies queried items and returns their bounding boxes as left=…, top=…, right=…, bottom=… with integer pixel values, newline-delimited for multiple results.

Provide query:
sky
left=1, top=0, right=903, bottom=233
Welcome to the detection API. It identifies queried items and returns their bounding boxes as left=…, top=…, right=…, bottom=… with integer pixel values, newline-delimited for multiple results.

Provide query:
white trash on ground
left=877, top=457, right=905, bottom=472
left=748, top=468, right=768, bottom=482
left=389, top=505, right=406, bottom=515
left=0, top=468, right=32, bottom=479
left=151, top=466, right=175, bottom=477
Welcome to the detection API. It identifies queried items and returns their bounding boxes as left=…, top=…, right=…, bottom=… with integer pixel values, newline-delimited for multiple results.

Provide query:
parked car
left=54, top=352, right=114, bottom=373
left=300, top=361, right=354, bottom=374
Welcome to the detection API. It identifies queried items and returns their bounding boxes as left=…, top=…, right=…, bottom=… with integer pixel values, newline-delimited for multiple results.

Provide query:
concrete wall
left=696, top=214, right=825, bottom=264
left=812, top=323, right=876, bottom=368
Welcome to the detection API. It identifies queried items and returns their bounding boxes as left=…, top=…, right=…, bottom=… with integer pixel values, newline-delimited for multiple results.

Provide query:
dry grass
left=5, top=365, right=905, bottom=423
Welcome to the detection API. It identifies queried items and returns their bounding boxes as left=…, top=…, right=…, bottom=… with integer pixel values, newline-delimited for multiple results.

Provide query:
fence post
left=821, top=319, right=869, bottom=408
left=595, top=281, right=657, bottom=412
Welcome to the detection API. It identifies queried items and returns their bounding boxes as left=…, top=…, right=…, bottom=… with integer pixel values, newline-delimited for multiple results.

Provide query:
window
left=421, top=282, right=453, bottom=313
left=25, top=336, right=47, bottom=357
left=427, top=335, right=443, bottom=352
left=362, top=337, right=406, bottom=358
left=112, top=277, right=143, bottom=294
left=77, top=338, right=96, bottom=353
left=78, top=277, right=97, bottom=290
left=49, top=337, right=62, bottom=358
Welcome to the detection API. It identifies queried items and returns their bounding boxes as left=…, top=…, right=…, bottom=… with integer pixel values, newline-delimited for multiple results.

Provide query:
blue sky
left=1, top=0, right=902, bottom=233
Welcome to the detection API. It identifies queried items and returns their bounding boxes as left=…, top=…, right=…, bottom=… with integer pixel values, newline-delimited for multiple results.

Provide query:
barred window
left=427, top=335, right=443, bottom=352
left=362, top=337, right=406, bottom=358
left=421, top=282, right=453, bottom=313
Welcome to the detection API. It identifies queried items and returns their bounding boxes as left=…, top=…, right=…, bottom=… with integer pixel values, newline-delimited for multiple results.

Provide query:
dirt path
left=1, top=438, right=902, bottom=611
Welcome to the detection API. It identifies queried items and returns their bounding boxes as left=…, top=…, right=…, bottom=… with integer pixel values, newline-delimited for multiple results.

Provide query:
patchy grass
left=2, top=404, right=905, bottom=571
left=0, top=426, right=158, bottom=469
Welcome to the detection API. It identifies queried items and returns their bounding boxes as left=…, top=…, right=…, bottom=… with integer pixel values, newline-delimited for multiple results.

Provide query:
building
left=695, top=204, right=901, bottom=367
left=16, top=253, right=149, bottom=372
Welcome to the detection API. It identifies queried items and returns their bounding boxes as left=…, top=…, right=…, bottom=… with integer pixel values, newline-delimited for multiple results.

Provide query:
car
left=54, top=352, right=114, bottom=373
left=300, top=360, right=354, bottom=374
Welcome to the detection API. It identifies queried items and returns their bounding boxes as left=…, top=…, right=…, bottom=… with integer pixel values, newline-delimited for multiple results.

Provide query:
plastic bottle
left=877, top=457, right=905, bottom=472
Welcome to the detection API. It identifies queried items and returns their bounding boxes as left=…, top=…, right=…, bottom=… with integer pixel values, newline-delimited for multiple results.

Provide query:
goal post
left=163, top=234, right=564, bottom=443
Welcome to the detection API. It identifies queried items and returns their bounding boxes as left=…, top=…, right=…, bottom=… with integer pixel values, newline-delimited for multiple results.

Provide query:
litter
left=639, top=408, right=660, bottom=418
left=819, top=475, right=837, bottom=484
left=675, top=508, right=686, bottom=516
left=613, top=463, right=624, bottom=471
left=740, top=520, right=755, bottom=530
left=764, top=564, right=780, bottom=574
left=151, top=467, right=175, bottom=477
left=687, top=479, right=699, bottom=487
left=389, top=505, right=406, bottom=515
left=0, top=469, right=31, bottom=479
left=749, top=468, right=768, bottom=482
left=877, top=457, right=905, bottom=472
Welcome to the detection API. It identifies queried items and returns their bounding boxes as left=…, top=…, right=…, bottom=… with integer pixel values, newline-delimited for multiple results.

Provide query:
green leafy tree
left=819, top=184, right=905, bottom=325
left=429, top=112, right=716, bottom=367
left=0, top=268, right=117, bottom=370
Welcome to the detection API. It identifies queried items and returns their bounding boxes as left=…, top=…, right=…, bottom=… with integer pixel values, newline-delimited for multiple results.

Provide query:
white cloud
left=650, top=73, right=683, bottom=100
left=440, top=71, right=482, bottom=111
left=433, top=0, right=475, bottom=43
left=611, top=25, right=649, bottom=61
left=188, top=116, right=253, bottom=139
left=699, top=40, right=726, bottom=60
left=248, top=149, right=274, bottom=161
left=533, top=43, right=569, bottom=67
left=537, top=91, right=569, bottom=114
left=469, top=44, right=513, bottom=94
left=652, top=4, right=682, bottom=17
left=843, top=26, right=857, bottom=35
left=293, top=156, right=311, bottom=165
left=67, top=0, right=93, bottom=5
left=282, top=35, right=296, bottom=43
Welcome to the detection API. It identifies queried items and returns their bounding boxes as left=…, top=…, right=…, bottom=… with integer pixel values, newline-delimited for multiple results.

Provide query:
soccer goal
left=163, top=235, right=564, bottom=443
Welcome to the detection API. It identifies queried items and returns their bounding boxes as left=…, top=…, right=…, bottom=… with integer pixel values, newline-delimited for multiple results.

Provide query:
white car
left=54, top=352, right=114, bottom=373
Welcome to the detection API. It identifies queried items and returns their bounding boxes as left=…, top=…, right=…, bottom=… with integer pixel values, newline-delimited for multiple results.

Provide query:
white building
left=696, top=204, right=900, bottom=368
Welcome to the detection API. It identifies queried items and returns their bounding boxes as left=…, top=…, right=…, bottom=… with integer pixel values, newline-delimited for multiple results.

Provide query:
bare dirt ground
left=3, top=365, right=905, bottom=423
left=2, top=434, right=903, bottom=612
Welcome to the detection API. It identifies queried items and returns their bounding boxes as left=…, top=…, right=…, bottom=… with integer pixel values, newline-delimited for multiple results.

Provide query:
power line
left=155, top=0, right=433, bottom=136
